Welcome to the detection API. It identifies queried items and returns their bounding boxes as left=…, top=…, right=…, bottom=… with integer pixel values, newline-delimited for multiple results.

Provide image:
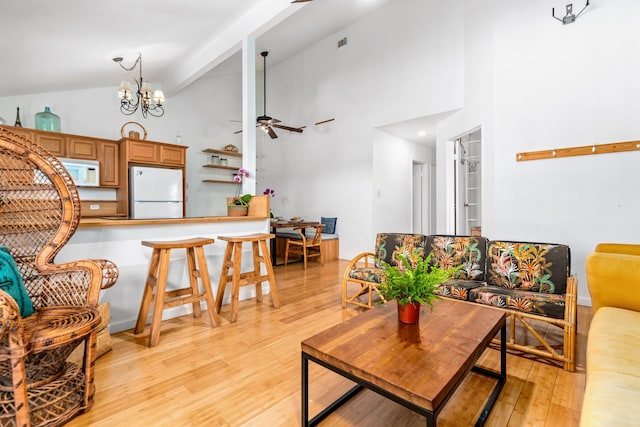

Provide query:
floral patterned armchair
left=341, top=233, right=426, bottom=309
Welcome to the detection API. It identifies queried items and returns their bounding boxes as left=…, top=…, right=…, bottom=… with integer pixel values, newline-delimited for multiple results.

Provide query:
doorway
left=453, top=128, right=481, bottom=235
left=412, top=161, right=431, bottom=235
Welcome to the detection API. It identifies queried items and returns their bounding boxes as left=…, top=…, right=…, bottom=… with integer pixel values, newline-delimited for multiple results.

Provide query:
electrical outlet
left=90, top=204, right=100, bottom=210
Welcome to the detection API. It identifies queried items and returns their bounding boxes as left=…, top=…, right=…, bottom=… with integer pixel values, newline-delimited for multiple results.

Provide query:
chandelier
left=113, top=54, right=165, bottom=118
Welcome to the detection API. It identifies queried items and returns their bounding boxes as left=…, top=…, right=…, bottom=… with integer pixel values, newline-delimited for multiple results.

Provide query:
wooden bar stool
left=135, top=237, right=217, bottom=347
left=215, top=233, right=280, bottom=323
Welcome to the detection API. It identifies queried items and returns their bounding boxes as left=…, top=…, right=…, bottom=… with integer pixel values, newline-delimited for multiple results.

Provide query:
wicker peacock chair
left=0, top=127, right=118, bottom=426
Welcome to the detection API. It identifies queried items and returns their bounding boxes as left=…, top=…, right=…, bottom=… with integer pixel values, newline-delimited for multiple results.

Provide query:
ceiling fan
left=255, top=51, right=305, bottom=139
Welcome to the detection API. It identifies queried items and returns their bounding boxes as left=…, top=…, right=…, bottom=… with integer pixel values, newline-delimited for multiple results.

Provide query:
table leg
left=472, top=322, right=507, bottom=426
left=302, top=352, right=367, bottom=426
left=302, top=352, right=309, bottom=427
left=270, top=226, right=277, bottom=266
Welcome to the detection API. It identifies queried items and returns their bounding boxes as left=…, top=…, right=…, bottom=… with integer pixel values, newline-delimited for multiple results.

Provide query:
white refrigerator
left=129, top=166, right=184, bottom=219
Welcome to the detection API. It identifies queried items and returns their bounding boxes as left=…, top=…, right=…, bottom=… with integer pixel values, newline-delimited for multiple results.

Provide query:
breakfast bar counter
left=57, top=196, right=272, bottom=333
left=79, top=214, right=268, bottom=227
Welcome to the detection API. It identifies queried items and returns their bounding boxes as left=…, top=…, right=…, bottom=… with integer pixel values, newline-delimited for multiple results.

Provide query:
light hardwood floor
left=67, top=259, right=590, bottom=426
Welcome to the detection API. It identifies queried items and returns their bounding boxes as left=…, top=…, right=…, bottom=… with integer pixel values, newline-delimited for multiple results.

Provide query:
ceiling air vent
left=337, top=37, right=347, bottom=48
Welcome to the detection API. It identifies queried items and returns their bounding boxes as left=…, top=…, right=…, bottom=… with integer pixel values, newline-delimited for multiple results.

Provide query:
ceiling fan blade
left=273, top=124, right=305, bottom=133
left=315, top=118, right=335, bottom=126
left=233, top=129, right=243, bottom=134
left=266, top=126, right=278, bottom=139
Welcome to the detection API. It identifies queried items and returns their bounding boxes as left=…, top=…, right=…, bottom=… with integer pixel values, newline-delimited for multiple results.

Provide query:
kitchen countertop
left=79, top=215, right=269, bottom=227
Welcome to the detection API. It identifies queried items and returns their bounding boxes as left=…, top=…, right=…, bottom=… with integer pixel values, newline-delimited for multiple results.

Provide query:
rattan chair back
left=0, top=127, right=118, bottom=426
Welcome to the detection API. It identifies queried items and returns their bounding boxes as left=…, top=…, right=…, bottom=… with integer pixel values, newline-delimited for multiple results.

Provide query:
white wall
left=437, top=0, right=640, bottom=305
left=258, top=0, right=464, bottom=258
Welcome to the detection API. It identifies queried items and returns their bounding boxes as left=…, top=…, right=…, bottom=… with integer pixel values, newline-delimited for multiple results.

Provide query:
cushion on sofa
left=427, top=235, right=488, bottom=281
left=581, top=370, right=640, bottom=427
left=374, top=233, right=427, bottom=268
left=586, top=306, right=640, bottom=378
left=469, top=285, right=566, bottom=318
left=321, top=217, right=337, bottom=234
left=348, top=266, right=384, bottom=284
left=486, top=241, right=570, bottom=294
left=436, top=279, right=484, bottom=301
left=581, top=306, right=640, bottom=426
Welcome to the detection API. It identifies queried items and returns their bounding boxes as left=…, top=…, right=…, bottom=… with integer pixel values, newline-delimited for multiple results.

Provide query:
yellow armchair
left=581, top=244, right=640, bottom=427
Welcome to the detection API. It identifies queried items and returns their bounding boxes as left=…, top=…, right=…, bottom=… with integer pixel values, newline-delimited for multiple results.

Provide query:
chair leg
left=259, top=239, right=280, bottom=308
left=341, top=278, right=347, bottom=308
left=216, top=242, right=234, bottom=313
left=252, top=241, right=263, bottom=303
left=134, top=248, right=161, bottom=334
left=185, top=247, right=202, bottom=318
left=194, top=245, right=217, bottom=327
left=284, top=240, right=290, bottom=266
left=82, top=330, right=98, bottom=409
left=302, top=246, right=308, bottom=270
left=148, top=248, right=171, bottom=347
left=230, top=242, right=243, bottom=323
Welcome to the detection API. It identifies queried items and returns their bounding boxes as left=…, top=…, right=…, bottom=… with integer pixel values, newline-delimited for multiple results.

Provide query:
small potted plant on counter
left=379, top=253, right=456, bottom=323
left=228, top=168, right=252, bottom=216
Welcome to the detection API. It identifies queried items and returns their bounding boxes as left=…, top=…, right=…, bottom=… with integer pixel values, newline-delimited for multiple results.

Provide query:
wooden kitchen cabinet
left=35, top=133, right=66, bottom=157
left=120, top=138, right=186, bottom=167
left=67, top=136, right=97, bottom=159
left=98, top=141, right=119, bottom=187
left=159, top=144, right=185, bottom=166
left=126, top=139, right=158, bottom=163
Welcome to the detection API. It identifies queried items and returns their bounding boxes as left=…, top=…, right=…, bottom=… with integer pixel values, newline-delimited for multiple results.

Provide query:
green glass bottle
left=35, top=106, right=61, bottom=132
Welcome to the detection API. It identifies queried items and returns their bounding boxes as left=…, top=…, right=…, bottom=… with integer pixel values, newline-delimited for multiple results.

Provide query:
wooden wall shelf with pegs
left=516, top=140, right=640, bottom=162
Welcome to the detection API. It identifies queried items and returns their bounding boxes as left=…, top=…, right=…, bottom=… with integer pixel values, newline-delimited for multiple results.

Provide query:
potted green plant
left=379, top=253, right=456, bottom=323
left=228, top=168, right=252, bottom=216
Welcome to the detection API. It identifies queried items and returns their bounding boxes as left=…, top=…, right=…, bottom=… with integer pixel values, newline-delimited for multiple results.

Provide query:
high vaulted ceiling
left=0, top=0, right=396, bottom=97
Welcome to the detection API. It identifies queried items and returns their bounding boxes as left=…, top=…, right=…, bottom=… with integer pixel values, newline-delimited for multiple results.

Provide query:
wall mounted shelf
left=516, top=139, right=640, bottom=162
left=201, top=148, right=242, bottom=184
left=202, top=148, right=242, bottom=158
left=202, top=164, right=238, bottom=171
left=202, top=179, right=236, bottom=185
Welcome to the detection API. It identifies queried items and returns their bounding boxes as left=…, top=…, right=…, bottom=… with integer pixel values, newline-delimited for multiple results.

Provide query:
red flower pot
left=397, top=301, right=421, bottom=324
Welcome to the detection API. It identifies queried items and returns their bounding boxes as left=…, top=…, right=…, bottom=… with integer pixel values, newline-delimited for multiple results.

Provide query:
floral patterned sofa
left=341, top=233, right=577, bottom=371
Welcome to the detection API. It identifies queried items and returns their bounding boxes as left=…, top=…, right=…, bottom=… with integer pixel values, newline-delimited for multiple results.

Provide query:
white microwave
left=59, top=158, right=100, bottom=187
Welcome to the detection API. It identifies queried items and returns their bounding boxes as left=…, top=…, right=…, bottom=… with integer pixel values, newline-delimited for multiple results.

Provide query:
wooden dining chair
left=284, top=224, right=323, bottom=270
left=0, top=127, right=118, bottom=426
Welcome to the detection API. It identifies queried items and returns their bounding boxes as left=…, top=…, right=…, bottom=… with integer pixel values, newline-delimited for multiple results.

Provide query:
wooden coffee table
left=301, top=298, right=507, bottom=426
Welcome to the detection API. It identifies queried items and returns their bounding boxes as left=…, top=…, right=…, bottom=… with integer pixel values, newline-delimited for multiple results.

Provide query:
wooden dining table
left=270, top=220, right=321, bottom=265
